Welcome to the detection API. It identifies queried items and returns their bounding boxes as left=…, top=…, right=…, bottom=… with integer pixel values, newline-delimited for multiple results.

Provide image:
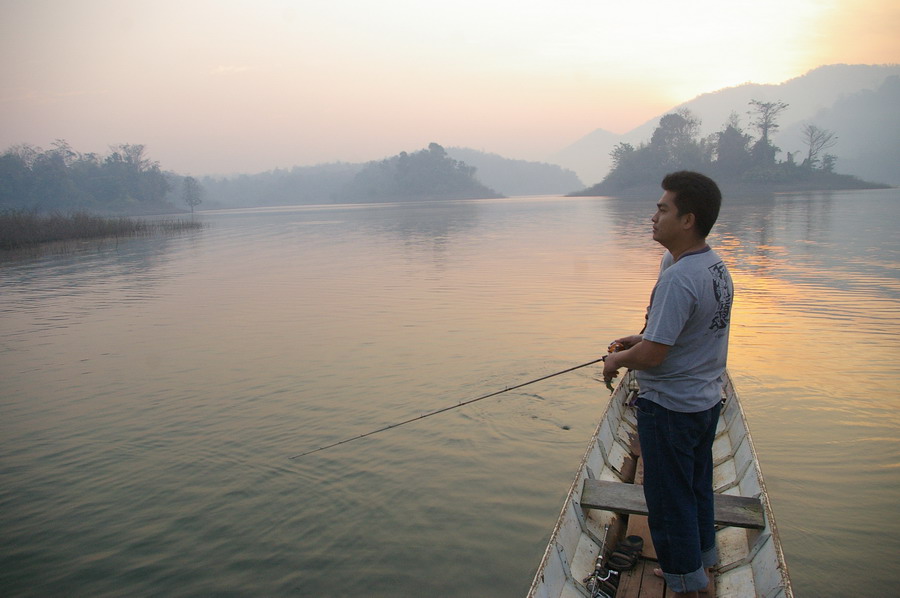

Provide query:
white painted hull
left=527, top=371, right=793, bottom=598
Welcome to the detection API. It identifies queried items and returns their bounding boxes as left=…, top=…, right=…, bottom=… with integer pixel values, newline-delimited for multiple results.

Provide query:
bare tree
left=182, top=176, right=202, bottom=214
left=801, top=124, right=838, bottom=169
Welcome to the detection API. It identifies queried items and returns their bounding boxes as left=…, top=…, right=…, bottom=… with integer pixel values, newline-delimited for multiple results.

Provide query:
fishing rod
left=289, top=355, right=612, bottom=460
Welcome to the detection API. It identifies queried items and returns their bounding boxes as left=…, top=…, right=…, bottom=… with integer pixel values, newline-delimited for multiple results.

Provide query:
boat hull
left=527, top=371, right=792, bottom=598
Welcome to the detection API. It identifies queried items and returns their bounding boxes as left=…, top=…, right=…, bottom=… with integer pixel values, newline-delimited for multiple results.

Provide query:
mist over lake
left=1, top=190, right=898, bottom=597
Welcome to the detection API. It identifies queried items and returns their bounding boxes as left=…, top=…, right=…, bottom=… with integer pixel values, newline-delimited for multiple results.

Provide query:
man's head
left=660, top=171, right=722, bottom=239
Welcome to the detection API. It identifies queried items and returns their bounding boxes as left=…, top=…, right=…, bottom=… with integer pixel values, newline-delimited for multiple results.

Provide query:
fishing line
left=289, top=356, right=608, bottom=459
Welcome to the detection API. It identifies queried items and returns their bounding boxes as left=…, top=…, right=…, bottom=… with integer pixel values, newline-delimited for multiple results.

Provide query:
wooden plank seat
left=581, top=479, right=765, bottom=530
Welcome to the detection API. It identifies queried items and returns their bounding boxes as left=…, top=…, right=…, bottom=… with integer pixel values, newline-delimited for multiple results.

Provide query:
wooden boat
left=527, top=370, right=792, bottom=598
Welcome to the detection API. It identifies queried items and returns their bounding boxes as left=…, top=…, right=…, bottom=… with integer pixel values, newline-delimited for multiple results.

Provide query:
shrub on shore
left=0, top=210, right=202, bottom=251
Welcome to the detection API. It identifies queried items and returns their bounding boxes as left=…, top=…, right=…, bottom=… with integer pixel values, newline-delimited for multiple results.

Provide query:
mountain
left=446, top=147, right=583, bottom=196
left=546, top=129, right=619, bottom=190
left=780, top=75, right=900, bottom=185
left=552, top=64, right=900, bottom=186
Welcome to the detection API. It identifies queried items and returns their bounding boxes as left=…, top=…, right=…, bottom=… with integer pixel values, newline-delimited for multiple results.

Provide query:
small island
left=338, top=143, right=502, bottom=202
left=571, top=99, right=890, bottom=197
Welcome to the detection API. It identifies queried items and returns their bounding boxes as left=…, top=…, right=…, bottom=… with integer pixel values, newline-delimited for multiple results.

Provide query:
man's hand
left=602, top=335, right=670, bottom=391
left=603, top=351, right=621, bottom=386
left=614, top=334, right=643, bottom=349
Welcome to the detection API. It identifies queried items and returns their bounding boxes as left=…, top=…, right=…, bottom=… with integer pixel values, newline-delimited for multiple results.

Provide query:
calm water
left=1, top=190, right=898, bottom=597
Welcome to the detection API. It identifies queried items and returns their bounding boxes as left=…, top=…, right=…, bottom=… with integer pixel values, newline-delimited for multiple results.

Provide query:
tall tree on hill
left=748, top=99, right=789, bottom=165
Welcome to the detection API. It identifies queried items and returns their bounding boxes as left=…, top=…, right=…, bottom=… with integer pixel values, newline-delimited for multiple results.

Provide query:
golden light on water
left=726, top=258, right=900, bottom=409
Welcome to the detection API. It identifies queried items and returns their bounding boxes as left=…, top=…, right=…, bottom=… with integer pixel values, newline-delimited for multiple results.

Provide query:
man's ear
left=680, top=211, right=696, bottom=231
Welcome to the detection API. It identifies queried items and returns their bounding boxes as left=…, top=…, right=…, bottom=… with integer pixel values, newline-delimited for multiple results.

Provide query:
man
left=603, top=171, right=733, bottom=597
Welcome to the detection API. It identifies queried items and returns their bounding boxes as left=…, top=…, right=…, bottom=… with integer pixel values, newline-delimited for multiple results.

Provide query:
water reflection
left=1, top=190, right=898, bottom=597
left=352, top=200, right=481, bottom=244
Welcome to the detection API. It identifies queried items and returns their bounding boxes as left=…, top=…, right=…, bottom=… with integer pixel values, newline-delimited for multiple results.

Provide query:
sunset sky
left=1, top=0, right=898, bottom=175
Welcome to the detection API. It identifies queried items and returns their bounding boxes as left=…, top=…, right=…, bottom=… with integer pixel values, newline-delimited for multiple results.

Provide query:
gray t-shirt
left=636, top=247, right=733, bottom=412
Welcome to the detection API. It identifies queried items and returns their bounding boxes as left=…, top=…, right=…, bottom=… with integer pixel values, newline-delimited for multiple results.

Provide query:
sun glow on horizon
left=0, top=0, right=897, bottom=173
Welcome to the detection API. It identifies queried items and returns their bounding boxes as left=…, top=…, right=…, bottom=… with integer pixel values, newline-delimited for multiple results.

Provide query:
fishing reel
left=583, top=553, right=619, bottom=598
left=583, top=523, right=619, bottom=597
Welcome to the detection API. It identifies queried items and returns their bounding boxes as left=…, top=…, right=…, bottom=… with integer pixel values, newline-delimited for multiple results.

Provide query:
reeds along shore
left=0, top=210, right=203, bottom=252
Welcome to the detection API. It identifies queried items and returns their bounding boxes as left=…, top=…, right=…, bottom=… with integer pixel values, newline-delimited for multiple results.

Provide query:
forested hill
left=0, top=142, right=177, bottom=214
left=338, top=143, right=501, bottom=202
left=0, top=142, right=503, bottom=213
left=199, top=143, right=500, bottom=209
left=201, top=145, right=578, bottom=209
left=572, top=95, right=892, bottom=197
left=555, top=64, right=900, bottom=187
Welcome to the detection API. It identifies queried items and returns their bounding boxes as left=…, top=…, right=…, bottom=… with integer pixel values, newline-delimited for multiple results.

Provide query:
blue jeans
left=636, top=396, right=721, bottom=593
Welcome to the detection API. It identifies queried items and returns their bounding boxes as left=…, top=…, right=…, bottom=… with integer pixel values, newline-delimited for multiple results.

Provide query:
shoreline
left=0, top=210, right=203, bottom=256
left=568, top=179, right=892, bottom=199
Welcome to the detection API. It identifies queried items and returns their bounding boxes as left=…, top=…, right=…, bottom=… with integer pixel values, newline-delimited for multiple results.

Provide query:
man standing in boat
left=603, top=171, right=733, bottom=598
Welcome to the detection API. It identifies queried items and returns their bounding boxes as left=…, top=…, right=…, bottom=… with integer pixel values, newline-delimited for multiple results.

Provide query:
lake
left=1, top=189, right=898, bottom=597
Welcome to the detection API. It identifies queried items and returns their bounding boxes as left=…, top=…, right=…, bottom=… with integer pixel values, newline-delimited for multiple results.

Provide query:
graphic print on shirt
left=708, top=261, right=732, bottom=331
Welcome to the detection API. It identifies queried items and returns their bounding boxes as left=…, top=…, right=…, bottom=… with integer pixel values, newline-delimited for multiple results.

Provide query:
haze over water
left=1, top=189, right=898, bottom=596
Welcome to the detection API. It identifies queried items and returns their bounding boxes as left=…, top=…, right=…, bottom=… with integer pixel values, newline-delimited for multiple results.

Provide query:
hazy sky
left=2, top=0, right=898, bottom=175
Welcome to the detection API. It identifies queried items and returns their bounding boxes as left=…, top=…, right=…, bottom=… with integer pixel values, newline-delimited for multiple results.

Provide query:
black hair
left=661, top=171, right=722, bottom=238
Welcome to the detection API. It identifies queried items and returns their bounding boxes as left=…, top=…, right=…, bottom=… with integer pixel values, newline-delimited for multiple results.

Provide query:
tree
left=110, top=143, right=154, bottom=172
left=713, top=113, right=752, bottom=178
left=748, top=99, right=789, bottom=165
left=50, top=139, right=79, bottom=167
left=182, top=176, right=202, bottom=213
left=649, top=108, right=703, bottom=168
left=801, top=124, right=838, bottom=169
left=609, top=142, right=635, bottom=170
left=0, top=150, right=33, bottom=208
left=748, top=100, right=789, bottom=144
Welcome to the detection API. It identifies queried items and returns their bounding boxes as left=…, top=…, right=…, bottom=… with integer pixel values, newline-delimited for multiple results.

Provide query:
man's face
left=651, top=190, right=687, bottom=247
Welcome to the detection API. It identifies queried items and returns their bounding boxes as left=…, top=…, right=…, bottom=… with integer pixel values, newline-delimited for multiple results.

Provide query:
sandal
left=606, top=536, right=644, bottom=571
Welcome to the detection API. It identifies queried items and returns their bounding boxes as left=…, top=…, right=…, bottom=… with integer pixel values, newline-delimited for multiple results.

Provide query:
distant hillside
left=553, top=64, right=900, bottom=186
left=200, top=143, right=500, bottom=209
left=547, top=128, right=620, bottom=188
left=447, top=147, right=583, bottom=196
left=199, top=163, right=363, bottom=209
left=780, top=75, right=900, bottom=185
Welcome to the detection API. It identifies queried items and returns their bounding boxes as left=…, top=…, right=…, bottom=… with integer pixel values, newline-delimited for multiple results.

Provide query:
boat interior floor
left=613, top=558, right=716, bottom=598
